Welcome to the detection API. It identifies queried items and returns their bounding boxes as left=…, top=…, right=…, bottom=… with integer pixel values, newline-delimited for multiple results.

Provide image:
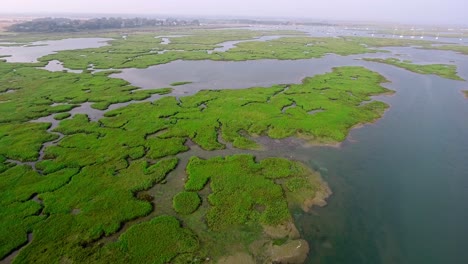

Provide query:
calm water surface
left=0, top=38, right=110, bottom=62
left=296, top=64, right=468, bottom=264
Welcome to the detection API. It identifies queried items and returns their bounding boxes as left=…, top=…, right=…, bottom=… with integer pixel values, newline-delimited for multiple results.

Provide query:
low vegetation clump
left=364, top=58, right=465, bottom=80
left=145, top=137, right=189, bottom=159
left=170, top=81, right=193, bottom=86
left=53, top=112, right=71, bottom=120
left=173, top=191, right=202, bottom=215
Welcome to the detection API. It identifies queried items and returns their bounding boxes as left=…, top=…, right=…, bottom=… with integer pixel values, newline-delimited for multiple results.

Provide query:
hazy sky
left=2, top=0, right=467, bottom=25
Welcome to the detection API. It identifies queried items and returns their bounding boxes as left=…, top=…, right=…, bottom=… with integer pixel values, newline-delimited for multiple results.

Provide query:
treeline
left=204, top=18, right=334, bottom=27
left=8, top=17, right=201, bottom=32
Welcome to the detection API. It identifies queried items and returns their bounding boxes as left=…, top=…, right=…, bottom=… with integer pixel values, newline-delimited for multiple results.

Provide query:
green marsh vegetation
left=218, top=37, right=374, bottom=60
left=34, top=28, right=446, bottom=70
left=0, top=26, right=401, bottom=262
left=173, top=191, right=202, bottom=215
left=101, top=215, right=200, bottom=264
left=0, top=122, right=58, bottom=161
left=101, top=66, right=392, bottom=148
left=38, top=29, right=306, bottom=69
left=53, top=112, right=71, bottom=120
left=170, top=154, right=330, bottom=262
left=0, top=66, right=392, bottom=262
left=363, top=58, right=465, bottom=80
left=0, top=60, right=171, bottom=123
left=183, top=154, right=320, bottom=230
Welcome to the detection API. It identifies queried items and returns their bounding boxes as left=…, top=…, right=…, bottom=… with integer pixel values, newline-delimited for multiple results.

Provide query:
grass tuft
left=173, top=191, right=202, bottom=215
